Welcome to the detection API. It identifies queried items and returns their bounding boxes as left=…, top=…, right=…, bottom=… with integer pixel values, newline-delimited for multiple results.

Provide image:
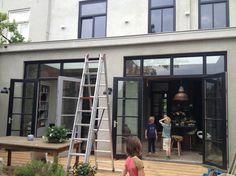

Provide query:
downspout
left=46, top=0, right=52, bottom=41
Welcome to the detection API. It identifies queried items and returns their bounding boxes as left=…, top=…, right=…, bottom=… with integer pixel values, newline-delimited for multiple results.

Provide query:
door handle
left=8, top=117, right=12, bottom=124
left=113, top=120, right=118, bottom=128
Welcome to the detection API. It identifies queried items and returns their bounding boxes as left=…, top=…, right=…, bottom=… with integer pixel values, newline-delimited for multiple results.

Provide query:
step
left=95, top=118, right=109, bottom=121
left=83, top=84, right=96, bottom=87
left=96, top=167, right=114, bottom=172
left=76, top=123, right=90, bottom=127
left=73, top=137, right=88, bottom=141
left=80, top=96, right=94, bottom=100
left=87, top=60, right=99, bottom=63
left=94, top=129, right=109, bottom=132
left=95, top=160, right=112, bottom=163
left=84, top=72, right=97, bottom=75
left=95, top=150, right=112, bottom=153
left=96, top=107, right=107, bottom=110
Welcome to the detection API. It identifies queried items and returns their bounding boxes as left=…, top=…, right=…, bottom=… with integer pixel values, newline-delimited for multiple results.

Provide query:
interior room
left=142, top=78, right=203, bottom=163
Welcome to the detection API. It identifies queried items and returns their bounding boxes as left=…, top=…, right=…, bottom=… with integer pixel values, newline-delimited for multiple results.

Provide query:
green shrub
left=45, top=126, right=68, bottom=143
left=14, top=159, right=66, bottom=176
left=75, top=162, right=96, bottom=176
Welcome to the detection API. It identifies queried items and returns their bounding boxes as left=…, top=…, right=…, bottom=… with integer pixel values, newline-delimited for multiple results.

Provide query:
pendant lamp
left=173, top=86, right=189, bottom=101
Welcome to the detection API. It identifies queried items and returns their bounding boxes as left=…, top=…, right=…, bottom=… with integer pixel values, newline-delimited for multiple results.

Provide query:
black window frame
left=78, top=0, right=107, bottom=39
left=199, top=0, right=229, bottom=29
left=148, top=0, right=176, bottom=33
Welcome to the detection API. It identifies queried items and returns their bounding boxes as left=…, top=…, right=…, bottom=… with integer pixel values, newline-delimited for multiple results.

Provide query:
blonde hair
left=163, top=115, right=171, bottom=124
left=148, top=116, right=155, bottom=123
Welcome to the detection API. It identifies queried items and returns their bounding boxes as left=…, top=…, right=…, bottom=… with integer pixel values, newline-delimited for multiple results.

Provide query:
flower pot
left=48, top=138, right=62, bottom=143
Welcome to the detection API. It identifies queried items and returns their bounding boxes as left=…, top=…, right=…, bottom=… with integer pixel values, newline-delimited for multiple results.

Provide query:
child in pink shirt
left=122, top=136, right=145, bottom=176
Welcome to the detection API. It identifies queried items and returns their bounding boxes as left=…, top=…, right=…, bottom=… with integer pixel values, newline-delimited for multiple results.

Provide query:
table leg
left=53, top=152, right=59, bottom=163
left=7, top=150, right=12, bottom=166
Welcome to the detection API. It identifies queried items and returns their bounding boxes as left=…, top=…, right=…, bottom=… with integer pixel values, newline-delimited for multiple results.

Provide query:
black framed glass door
left=203, top=73, right=227, bottom=169
left=7, top=79, right=38, bottom=136
left=112, top=77, right=142, bottom=158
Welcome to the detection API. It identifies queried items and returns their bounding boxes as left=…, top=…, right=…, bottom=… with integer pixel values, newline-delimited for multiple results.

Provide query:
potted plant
left=74, top=162, right=96, bottom=176
left=45, top=126, right=68, bottom=143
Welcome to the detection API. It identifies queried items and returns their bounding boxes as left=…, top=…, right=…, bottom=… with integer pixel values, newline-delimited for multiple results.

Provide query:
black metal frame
left=202, top=73, right=227, bottom=169
left=112, top=77, right=143, bottom=159
left=124, top=51, right=227, bottom=77
left=7, top=79, right=38, bottom=136
left=78, top=0, right=107, bottom=38
left=198, top=0, right=229, bottom=29
left=148, top=0, right=176, bottom=33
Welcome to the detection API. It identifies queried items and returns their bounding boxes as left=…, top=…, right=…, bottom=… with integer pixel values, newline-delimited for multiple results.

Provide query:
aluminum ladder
left=66, top=54, right=114, bottom=172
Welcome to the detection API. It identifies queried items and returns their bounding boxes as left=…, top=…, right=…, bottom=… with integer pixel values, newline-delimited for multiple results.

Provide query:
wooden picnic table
left=0, top=136, right=81, bottom=166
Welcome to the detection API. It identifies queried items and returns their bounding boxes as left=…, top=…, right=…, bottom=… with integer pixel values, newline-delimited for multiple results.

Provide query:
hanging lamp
left=173, top=85, right=189, bottom=101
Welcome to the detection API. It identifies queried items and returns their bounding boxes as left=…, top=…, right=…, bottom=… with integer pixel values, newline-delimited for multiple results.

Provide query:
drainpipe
left=46, top=0, right=52, bottom=41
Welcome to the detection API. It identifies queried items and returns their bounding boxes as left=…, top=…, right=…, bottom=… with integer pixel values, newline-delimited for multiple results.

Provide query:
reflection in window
left=200, top=0, right=228, bottom=29
left=144, top=58, right=170, bottom=76
left=173, top=57, right=203, bottom=75
left=79, top=1, right=106, bottom=38
left=149, top=0, right=175, bottom=33
left=40, top=63, right=60, bottom=77
left=125, top=60, right=141, bottom=76
left=207, top=55, right=225, bottom=74
left=63, top=62, right=84, bottom=77
left=25, top=64, right=38, bottom=79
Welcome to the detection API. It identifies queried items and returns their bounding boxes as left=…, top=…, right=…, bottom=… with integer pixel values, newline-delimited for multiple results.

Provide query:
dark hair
left=126, top=136, right=142, bottom=157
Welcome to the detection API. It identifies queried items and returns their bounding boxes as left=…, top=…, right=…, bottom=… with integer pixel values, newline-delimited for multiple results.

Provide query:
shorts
left=163, top=138, right=171, bottom=151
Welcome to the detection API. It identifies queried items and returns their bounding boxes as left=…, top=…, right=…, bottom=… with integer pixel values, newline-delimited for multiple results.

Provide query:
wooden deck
left=0, top=150, right=207, bottom=176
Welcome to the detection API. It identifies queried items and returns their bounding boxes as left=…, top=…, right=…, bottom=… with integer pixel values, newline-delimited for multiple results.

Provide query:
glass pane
left=63, top=81, right=80, bottom=97
left=117, top=117, right=123, bottom=135
left=205, top=119, right=223, bottom=141
left=125, top=60, right=141, bottom=76
left=214, top=3, right=227, bottom=28
left=205, top=141, right=223, bottom=166
left=11, top=131, right=20, bottom=136
left=22, top=115, right=32, bottom=136
left=24, top=98, right=33, bottom=114
left=150, top=9, right=161, bottom=33
left=81, top=2, right=106, bottom=16
left=163, top=8, right=174, bottom=32
left=63, top=62, right=84, bottom=77
left=151, top=0, right=174, bottom=7
left=116, top=136, right=126, bottom=154
left=13, top=98, right=22, bottom=113
left=144, top=58, right=170, bottom=75
left=126, top=81, right=138, bottom=98
left=125, top=99, right=138, bottom=116
left=11, top=115, right=21, bottom=130
left=40, top=63, right=60, bottom=77
left=201, top=4, right=213, bottom=29
left=24, top=82, right=34, bottom=98
left=13, top=82, right=23, bottom=97
left=62, top=99, right=77, bottom=114
left=117, top=81, right=124, bottom=98
left=81, top=18, right=93, bottom=38
left=126, top=118, right=138, bottom=135
left=173, top=57, right=203, bottom=75
left=25, top=64, right=38, bottom=79
left=61, top=116, right=74, bottom=130
left=207, top=56, right=225, bottom=74
left=117, top=99, right=123, bottom=116
left=94, top=16, right=106, bottom=38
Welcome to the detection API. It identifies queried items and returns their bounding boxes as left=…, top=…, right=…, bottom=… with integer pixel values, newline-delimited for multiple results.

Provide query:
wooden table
left=0, top=136, right=81, bottom=166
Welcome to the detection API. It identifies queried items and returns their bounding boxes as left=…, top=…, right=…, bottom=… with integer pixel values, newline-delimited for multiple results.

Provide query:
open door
left=56, top=76, right=80, bottom=133
left=203, top=73, right=227, bottom=169
left=112, top=77, right=142, bottom=158
left=7, top=79, right=38, bottom=136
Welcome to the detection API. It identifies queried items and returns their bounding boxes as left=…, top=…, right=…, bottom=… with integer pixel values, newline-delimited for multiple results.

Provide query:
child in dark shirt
left=145, top=116, right=157, bottom=154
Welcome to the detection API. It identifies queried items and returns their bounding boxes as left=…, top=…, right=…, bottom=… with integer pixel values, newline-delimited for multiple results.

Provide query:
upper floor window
left=199, top=0, right=228, bottom=29
left=8, top=9, right=30, bottom=41
left=149, top=0, right=175, bottom=33
left=79, top=0, right=106, bottom=39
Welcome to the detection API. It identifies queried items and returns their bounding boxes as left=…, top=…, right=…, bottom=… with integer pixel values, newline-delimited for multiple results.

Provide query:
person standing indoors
left=145, top=116, right=158, bottom=154
left=159, top=115, right=172, bottom=159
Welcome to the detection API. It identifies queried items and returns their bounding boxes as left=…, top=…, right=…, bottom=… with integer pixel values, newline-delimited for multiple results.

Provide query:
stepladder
left=66, top=54, right=114, bottom=173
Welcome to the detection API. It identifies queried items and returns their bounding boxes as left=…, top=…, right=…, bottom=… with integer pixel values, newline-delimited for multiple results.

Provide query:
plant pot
left=48, top=138, right=61, bottom=143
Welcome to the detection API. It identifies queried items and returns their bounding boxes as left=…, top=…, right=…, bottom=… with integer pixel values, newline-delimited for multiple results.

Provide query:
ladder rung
left=95, top=118, right=109, bottom=121
left=83, top=84, right=96, bottom=87
left=96, top=107, right=107, bottom=110
left=96, top=160, right=112, bottom=163
left=78, top=110, right=92, bottom=112
left=94, top=129, right=109, bottom=132
left=99, top=84, right=106, bottom=86
left=80, top=96, right=94, bottom=100
left=84, top=72, right=97, bottom=75
left=76, top=123, right=90, bottom=127
left=73, top=138, right=88, bottom=141
left=98, top=95, right=107, bottom=98
left=69, top=153, right=86, bottom=157
left=95, top=150, right=111, bottom=153
left=87, top=60, right=99, bottom=63
left=96, top=167, right=114, bottom=171
left=95, top=139, right=110, bottom=143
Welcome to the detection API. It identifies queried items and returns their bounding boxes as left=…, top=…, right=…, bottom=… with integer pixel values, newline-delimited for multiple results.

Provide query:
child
left=122, top=136, right=145, bottom=176
left=145, top=116, right=158, bottom=154
left=159, top=115, right=171, bottom=159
